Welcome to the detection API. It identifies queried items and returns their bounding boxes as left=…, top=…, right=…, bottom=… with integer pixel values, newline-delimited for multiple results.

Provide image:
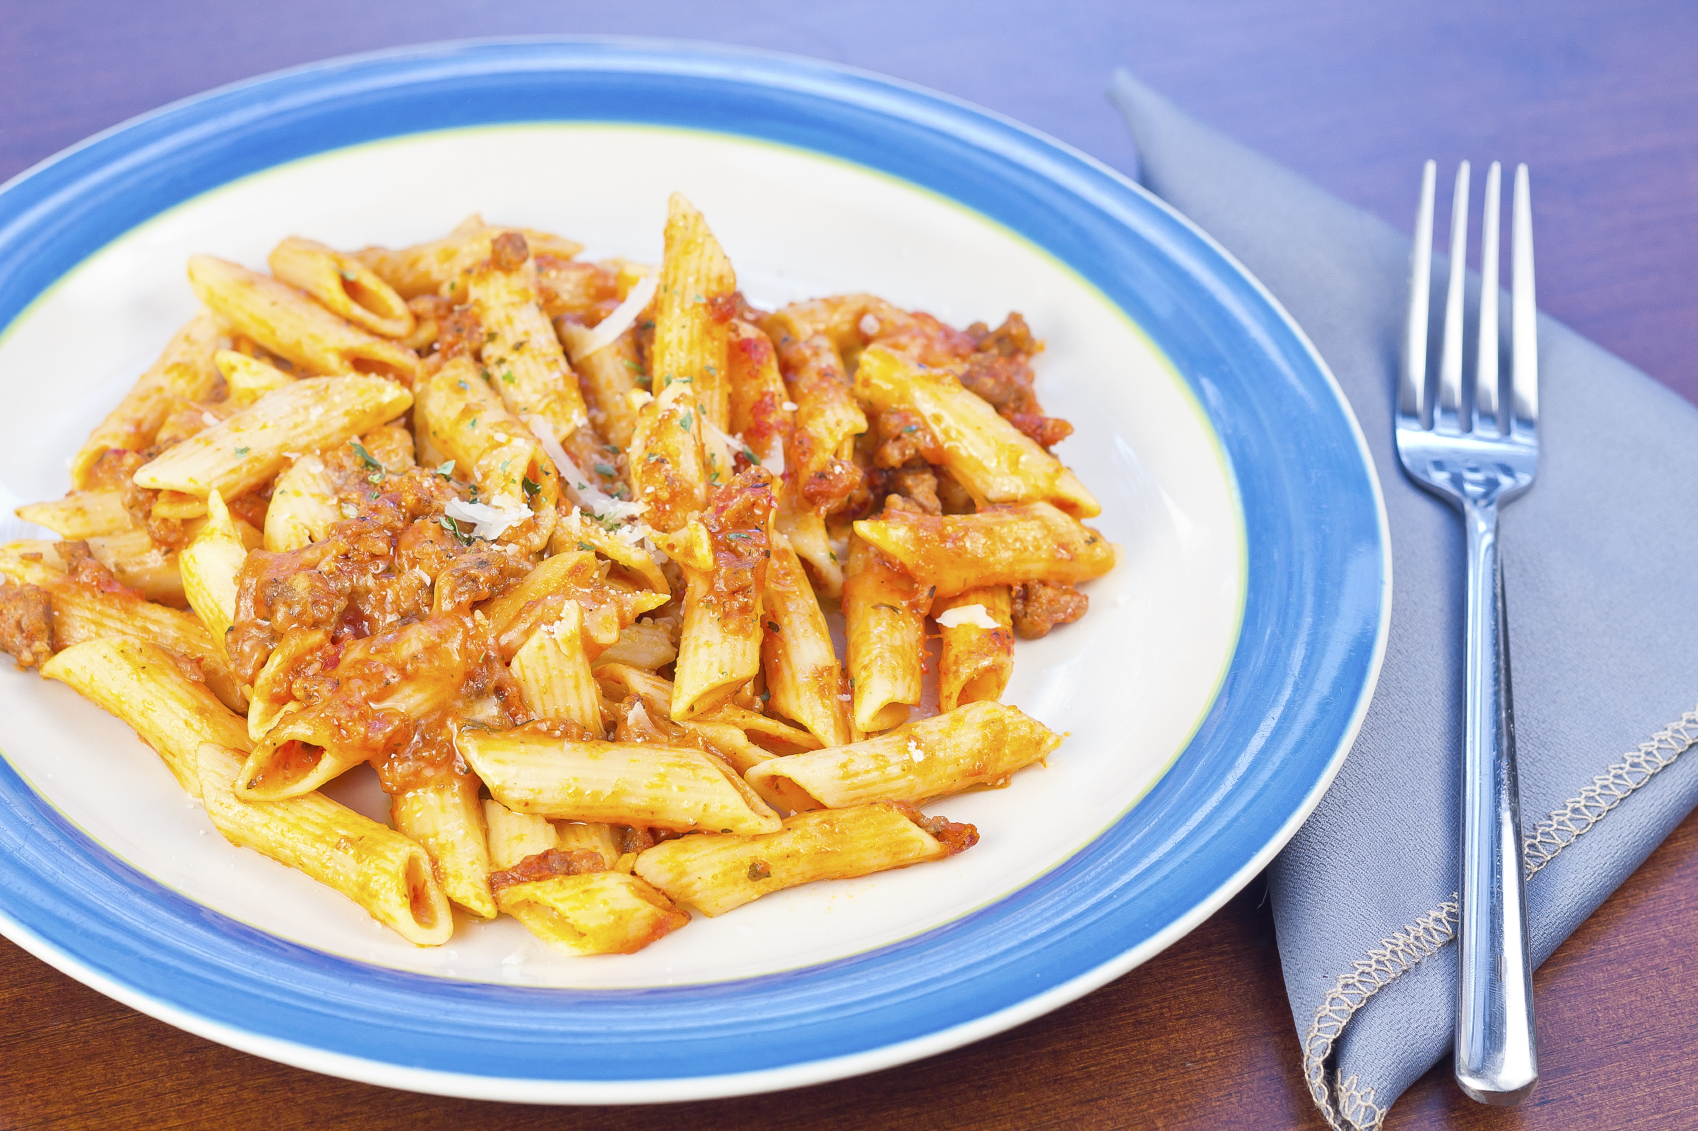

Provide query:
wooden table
left=3, top=4, right=1695, bottom=1127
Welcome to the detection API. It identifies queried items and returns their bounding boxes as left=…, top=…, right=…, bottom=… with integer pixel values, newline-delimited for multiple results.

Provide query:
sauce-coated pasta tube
left=71, top=312, right=225, bottom=488
left=392, top=775, right=496, bottom=919
left=761, top=531, right=851, bottom=747
left=134, top=375, right=413, bottom=502
left=935, top=587, right=1015, bottom=712
left=626, top=379, right=706, bottom=533
left=415, top=357, right=560, bottom=551
left=198, top=744, right=453, bottom=946
left=510, top=601, right=602, bottom=733
left=852, top=502, right=1115, bottom=597
left=458, top=728, right=781, bottom=835
left=41, top=637, right=251, bottom=797
left=84, top=529, right=186, bottom=607
left=216, top=350, right=294, bottom=406
left=853, top=345, right=1099, bottom=518
left=671, top=469, right=775, bottom=721
left=744, top=701, right=1060, bottom=811
left=633, top=801, right=976, bottom=917
left=16, top=489, right=133, bottom=540
left=652, top=193, right=736, bottom=428
left=268, top=236, right=414, bottom=339
left=187, top=255, right=419, bottom=383
left=465, top=241, right=589, bottom=440
left=177, top=491, right=247, bottom=663
left=262, top=454, right=339, bottom=551
left=842, top=534, right=927, bottom=733
left=354, top=220, right=583, bottom=299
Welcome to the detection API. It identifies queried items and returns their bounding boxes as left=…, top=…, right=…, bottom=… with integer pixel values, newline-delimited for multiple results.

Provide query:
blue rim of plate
left=0, top=38, right=1388, bottom=1102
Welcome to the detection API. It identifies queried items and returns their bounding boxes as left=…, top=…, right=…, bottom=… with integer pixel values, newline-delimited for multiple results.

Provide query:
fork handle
left=1454, top=498, right=1538, bottom=1104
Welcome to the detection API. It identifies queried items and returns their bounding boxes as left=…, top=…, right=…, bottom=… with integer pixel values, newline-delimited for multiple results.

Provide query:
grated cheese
left=562, top=271, right=658, bottom=364
left=936, top=603, right=998, bottom=630
left=444, top=497, right=530, bottom=540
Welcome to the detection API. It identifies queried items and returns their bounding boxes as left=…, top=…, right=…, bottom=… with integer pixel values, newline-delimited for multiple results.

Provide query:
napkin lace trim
left=1300, top=703, right=1698, bottom=1131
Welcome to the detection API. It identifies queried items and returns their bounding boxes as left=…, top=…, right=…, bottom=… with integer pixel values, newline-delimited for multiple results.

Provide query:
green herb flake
left=436, top=460, right=456, bottom=479
left=577, top=541, right=595, bottom=553
left=522, top=476, right=541, bottom=498
left=501, top=370, right=516, bottom=385
left=593, top=461, right=617, bottom=477
left=348, top=438, right=386, bottom=483
left=233, top=446, right=250, bottom=457
left=677, top=412, right=694, bottom=433
left=439, top=515, right=473, bottom=545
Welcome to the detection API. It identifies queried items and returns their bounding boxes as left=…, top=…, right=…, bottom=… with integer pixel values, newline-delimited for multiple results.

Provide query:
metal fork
left=1396, top=159, right=1540, bottom=1105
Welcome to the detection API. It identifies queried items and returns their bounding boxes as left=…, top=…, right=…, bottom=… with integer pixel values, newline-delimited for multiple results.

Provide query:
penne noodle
left=842, top=533, right=927, bottom=733
left=187, top=255, right=419, bottom=383
left=354, top=220, right=584, bottom=299
left=41, top=637, right=251, bottom=797
left=262, top=454, right=340, bottom=552
left=268, top=236, right=415, bottom=339
left=216, top=349, right=295, bottom=407
left=651, top=193, right=737, bottom=428
left=671, top=470, right=776, bottom=721
left=84, top=529, right=186, bottom=607
left=17, top=489, right=134, bottom=540
left=590, top=620, right=678, bottom=671
left=565, top=329, right=643, bottom=450
left=478, top=550, right=668, bottom=661
left=458, top=728, right=782, bottom=835
left=199, top=744, right=453, bottom=946
left=772, top=334, right=867, bottom=507
left=935, top=586, right=1015, bottom=712
left=634, top=801, right=975, bottom=917
left=482, top=800, right=688, bottom=956
left=510, top=601, right=603, bottom=733
left=727, top=319, right=793, bottom=473
left=133, top=375, right=414, bottom=502
left=415, top=357, right=560, bottom=551
left=549, top=508, right=669, bottom=596
left=392, top=775, right=496, bottom=919
left=776, top=508, right=844, bottom=599
left=761, top=531, right=852, bottom=747
left=625, top=378, right=706, bottom=534
left=745, top=701, right=1060, bottom=811
left=177, top=490, right=247, bottom=662
left=465, top=246, right=589, bottom=440
left=852, top=502, right=1116, bottom=597
left=248, top=626, right=329, bottom=743
left=71, top=312, right=226, bottom=488
left=854, top=345, right=1099, bottom=517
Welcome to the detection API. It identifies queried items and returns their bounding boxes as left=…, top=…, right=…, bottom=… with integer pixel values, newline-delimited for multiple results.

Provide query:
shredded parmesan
left=859, top=313, right=881, bottom=336
left=628, top=389, right=655, bottom=411
left=527, top=416, right=647, bottom=525
left=906, top=738, right=926, bottom=763
left=936, top=604, right=998, bottom=630
left=563, top=271, right=658, bottom=364
left=200, top=411, right=220, bottom=427
left=444, top=497, right=530, bottom=540
left=781, top=400, right=798, bottom=413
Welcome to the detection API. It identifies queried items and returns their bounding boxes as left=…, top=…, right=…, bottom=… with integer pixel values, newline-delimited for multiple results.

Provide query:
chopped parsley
left=348, top=438, right=386, bottom=483
left=677, top=412, right=694, bottom=433
left=439, top=514, right=473, bottom=545
left=521, top=476, right=541, bottom=498
left=577, top=541, right=596, bottom=553
left=435, top=460, right=456, bottom=479
left=233, top=446, right=250, bottom=457
left=593, top=461, right=616, bottom=477
left=501, top=370, right=516, bottom=385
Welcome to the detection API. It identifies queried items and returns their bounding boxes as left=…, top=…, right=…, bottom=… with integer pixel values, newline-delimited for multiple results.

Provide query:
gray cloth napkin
left=1111, top=71, right=1698, bottom=1131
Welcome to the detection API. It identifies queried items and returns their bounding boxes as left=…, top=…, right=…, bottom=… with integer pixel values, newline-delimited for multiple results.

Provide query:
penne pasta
left=854, top=345, right=1099, bottom=517
left=590, top=620, right=678, bottom=671
left=177, top=490, right=247, bottom=663
left=465, top=240, right=589, bottom=440
left=842, top=533, right=927, bottom=732
left=216, top=349, right=295, bottom=407
left=199, top=743, right=453, bottom=946
left=634, top=801, right=976, bottom=917
left=84, top=528, right=186, bottom=607
left=510, top=601, right=603, bottom=733
left=268, top=236, right=415, bottom=339
left=761, top=530, right=852, bottom=747
left=392, top=774, right=496, bottom=919
left=745, top=701, right=1061, bottom=811
left=133, top=375, right=414, bottom=502
left=566, top=329, right=644, bottom=450
left=41, top=637, right=251, bottom=797
left=354, top=219, right=584, bottom=299
left=262, top=454, right=340, bottom=552
left=935, top=586, right=1015, bottom=712
left=17, top=489, right=134, bottom=540
left=670, top=469, right=776, bottom=721
left=549, top=508, right=669, bottom=596
left=651, top=193, right=736, bottom=428
left=851, top=502, right=1116, bottom=597
left=458, top=727, right=782, bottom=835
left=187, top=255, right=419, bottom=383
left=70, top=312, right=226, bottom=488
left=625, top=378, right=706, bottom=534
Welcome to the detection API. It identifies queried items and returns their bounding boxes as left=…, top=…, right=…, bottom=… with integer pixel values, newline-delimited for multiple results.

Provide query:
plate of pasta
left=0, top=40, right=1388, bottom=1100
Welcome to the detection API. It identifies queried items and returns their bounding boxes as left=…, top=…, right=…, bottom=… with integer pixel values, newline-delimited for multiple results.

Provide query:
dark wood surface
left=3, top=3, right=1696, bottom=1129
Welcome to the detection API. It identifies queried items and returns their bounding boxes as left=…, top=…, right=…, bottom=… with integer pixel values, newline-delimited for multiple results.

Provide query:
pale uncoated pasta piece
left=268, top=236, right=415, bottom=339
left=458, top=728, right=782, bottom=835
left=633, top=802, right=970, bottom=917
left=745, top=701, right=1061, bottom=811
left=198, top=744, right=453, bottom=946
left=134, top=375, right=413, bottom=501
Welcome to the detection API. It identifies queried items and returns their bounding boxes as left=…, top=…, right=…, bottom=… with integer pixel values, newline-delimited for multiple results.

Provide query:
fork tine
left=1437, top=161, right=1470, bottom=432
left=1511, top=163, right=1538, bottom=438
left=1474, top=162, right=1502, bottom=435
left=1400, top=160, right=1437, bottom=425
